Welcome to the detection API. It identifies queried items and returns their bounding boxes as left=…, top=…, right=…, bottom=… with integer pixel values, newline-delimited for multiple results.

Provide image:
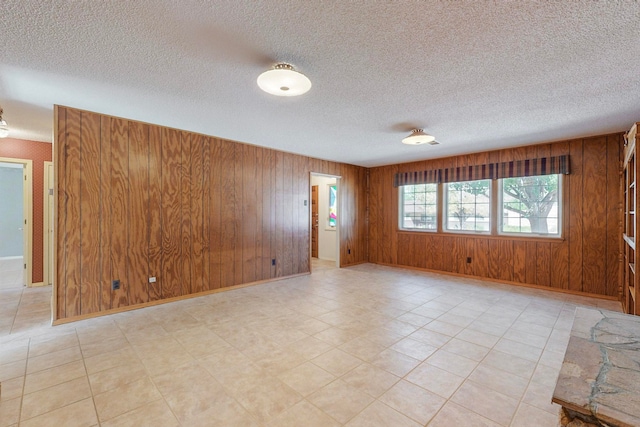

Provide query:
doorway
left=0, top=158, right=33, bottom=289
left=310, top=173, right=340, bottom=269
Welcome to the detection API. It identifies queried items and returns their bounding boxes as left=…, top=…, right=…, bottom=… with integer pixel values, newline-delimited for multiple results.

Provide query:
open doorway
left=0, top=158, right=33, bottom=289
left=310, top=173, right=340, bottom=270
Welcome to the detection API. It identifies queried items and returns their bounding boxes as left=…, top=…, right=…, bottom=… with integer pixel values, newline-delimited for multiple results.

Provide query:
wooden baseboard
left=53, top=272, right=310, bottom=325
left=373, top=262, right=621, bottom=302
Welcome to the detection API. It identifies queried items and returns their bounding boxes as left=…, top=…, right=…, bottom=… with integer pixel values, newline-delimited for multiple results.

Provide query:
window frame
left=497, top=174, right=563, bottom=238
left=398, top=183, right=439, bottom=232
left=443, top=179, right=492, bottom=234
left=397, top=175, right=564, bottom=240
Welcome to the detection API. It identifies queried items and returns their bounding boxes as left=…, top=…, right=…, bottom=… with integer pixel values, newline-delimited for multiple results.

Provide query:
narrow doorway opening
left=0, top=158, right=33, bottom=289
left=310, top=173, right=341, bottom=272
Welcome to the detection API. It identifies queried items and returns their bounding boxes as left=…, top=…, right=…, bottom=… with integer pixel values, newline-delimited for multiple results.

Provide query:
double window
left=400, top=175, right=562, bottom=237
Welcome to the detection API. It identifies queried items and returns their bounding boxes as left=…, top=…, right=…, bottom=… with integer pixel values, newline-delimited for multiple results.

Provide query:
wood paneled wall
left=54, top=106, right=367, bottom=320
left=369, top=134, right=622, bottom=297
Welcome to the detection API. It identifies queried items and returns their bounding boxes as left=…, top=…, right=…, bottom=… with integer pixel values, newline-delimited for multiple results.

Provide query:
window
left=445, top=180, right=491, bottom=232
left=400, top=184, right=437, bottom=230
left=328, top=184, right=337, bottom=228
left=500, top=174, right=561, bottom=235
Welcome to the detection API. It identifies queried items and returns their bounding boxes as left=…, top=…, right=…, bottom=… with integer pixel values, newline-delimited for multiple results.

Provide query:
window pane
left=399, top=183, right=438, bottom=230
left=500, top=175, right=561, bottom=235
left=445, top=180, right=491, bottom=232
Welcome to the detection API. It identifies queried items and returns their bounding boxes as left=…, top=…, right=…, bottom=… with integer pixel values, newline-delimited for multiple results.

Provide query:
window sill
left=396, top=229, right=565, bottom=243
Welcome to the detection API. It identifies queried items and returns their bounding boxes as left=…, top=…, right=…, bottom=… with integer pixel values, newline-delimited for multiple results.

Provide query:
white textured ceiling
left=2, top=1, right=640, bottom=167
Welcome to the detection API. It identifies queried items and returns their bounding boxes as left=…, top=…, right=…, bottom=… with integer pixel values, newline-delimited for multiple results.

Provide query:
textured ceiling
left=2, top=1, right=639, bottom=167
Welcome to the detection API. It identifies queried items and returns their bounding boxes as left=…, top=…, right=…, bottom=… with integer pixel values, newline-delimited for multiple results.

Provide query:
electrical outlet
left=271, top=259, right=276, bottom=266
left=466, top=257, right=472, bottom=263
left=111, top=279, right=120, bottom=291
left=149, top=277, right=156, bottom=283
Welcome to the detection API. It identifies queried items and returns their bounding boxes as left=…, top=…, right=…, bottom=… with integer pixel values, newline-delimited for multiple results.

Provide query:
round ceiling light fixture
left=402, top=129, right=436, bottom=145
left=257, top=63, right=311, bottom=97
left=0, top=106, right=8, bottom=138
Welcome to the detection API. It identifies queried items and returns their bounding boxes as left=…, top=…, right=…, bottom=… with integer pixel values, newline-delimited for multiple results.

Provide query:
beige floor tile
left=408, top=328, right=453, bottom=347
left=230, top=376, right=302, bottom=424
left=173, top=325, right=232, bottom=358
left=440, top=337, right=491, bottom=362
left=426, top=349, right=478, bottom=377
left=26, top=345, right=82, bottom=375
left=467, top=363, right=529, bottom=399
left=451, top=380, right=520, bottom=425
left=277, top=362, right=335, bottom=396
left=341, top=363, right=400, bottom=397
left=454, top=328, right=500, bottom=348
left=312, top=348, right=361, bottom=376
left=83, top=346, right=139, bottom=375
left=80, top=334, right=131, bottom=359
left=494, top=338, right=543, bottom=362
left=428, top=401, right=502, bottom=427
left=19, top=397, right=97, bottom=427
left=345, top=400, right=421, bottom=427
left=0, top=343, right=29, bottom=365
left=423, top=319, right=465, bottom=337
left=510, top=402, right=560, bottom=427
left=0, top=376, right=23, bottom=402
left=339, top=336, right=387, bottom=361
left=266, top=400, right=340, bottom=427
left=0, top=360, right=26, bottom=382
left=380, top=379, right=445, bottom=425
left=370, top=348, right=421, bottom=377
left=530, top=363, right=561, bottom=387
left=0, top=397, right=21, bottom=426
left=390, top=337, right=438, bottom=361
left=396, top=311, right=434, bottom=327
left=405, top=362, right=465, bottom=398
left=308, top=379, right=374, bottom=424
left=287, top=335, right=334, bottom=360
left=88, top=360, right=147, bottom=395
left=482, top=349, right=537, bottom=379
left=522, top=381, right=561, bottom=415
left=101, top=399, right=180, bottom=427
left=28, top=331, right=78, bottom=358
left=313, top=326, right=359, bottom=346
left=358, top=328, right=405, bottom=348
left=21, top=376, right=92, bottom=421
left=94, top=377, right=161, bottom=422
left=24, top=360, right=86, bottom=394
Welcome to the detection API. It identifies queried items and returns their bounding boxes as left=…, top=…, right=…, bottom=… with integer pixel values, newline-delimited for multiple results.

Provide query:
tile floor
left=0, top=261, right=622, bottom=426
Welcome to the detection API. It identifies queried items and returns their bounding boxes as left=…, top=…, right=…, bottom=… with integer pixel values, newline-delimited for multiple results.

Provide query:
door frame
left=43, top=161, right=54, bottom=287
left=0, top=157, right=33, bottom=287
left=309, top=172, right=341, bottom=270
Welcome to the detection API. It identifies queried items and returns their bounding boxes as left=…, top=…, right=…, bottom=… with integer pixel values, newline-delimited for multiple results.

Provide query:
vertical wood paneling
left=181, top=132, right=193, bottom=294
left=568, top=139, right=584, bottom=292
left=209, top=138, right=223, bottom=290
left=99, top=115, right=113, bottom=310
left=498, top=240, right=513, bottom=282
left=128, top=121, right=150, bottom=305
left=233, top=144, right=244, bottom=285
left=582, top=137, right=608, bottom=294
left=110, top=118, right=130, bottom=308
left=191, top=134, right=205, bottom=294
left=55, top=106, right=369, bottom=321
left=473, top=239, right=489, bottom=278
left=160, top=128, right=182, bottom=298
left=148, top=125, right=163, bottom=300
left=512, top=241, right=526, bottom=283
left=242, top=144, right=257, bottom=283
left=220, top=140, right=236, bottom=287
left=79, top=111, right=102, bottom=314
left=63, top=108, right=82, bottom=317
left=536, top=242, right=551, bottom=287
left=488, top=240, right=501, bottom=279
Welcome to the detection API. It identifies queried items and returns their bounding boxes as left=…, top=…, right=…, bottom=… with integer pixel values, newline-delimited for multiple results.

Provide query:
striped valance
left=393, top=169, right=441, bottom=187
left=393, top=155, right=570, bottom=187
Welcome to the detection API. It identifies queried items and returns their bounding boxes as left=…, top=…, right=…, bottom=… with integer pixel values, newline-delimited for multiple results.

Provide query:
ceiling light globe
left=257, top=63, right=311, bottom=97
left=402, top=129, right=435, bottom=145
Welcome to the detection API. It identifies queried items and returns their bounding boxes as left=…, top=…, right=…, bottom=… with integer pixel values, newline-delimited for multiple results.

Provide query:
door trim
left=43, top=161, right=54, bottom=287
left=0, top=157, right=33, bottom=287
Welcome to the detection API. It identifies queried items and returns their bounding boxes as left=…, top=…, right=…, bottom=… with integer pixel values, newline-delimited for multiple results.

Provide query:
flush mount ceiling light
left=0, top=106, right=8, bottom=138
left=402, top=129, right=437, bottom=145
left=257, top=63, right=311, bottom=97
